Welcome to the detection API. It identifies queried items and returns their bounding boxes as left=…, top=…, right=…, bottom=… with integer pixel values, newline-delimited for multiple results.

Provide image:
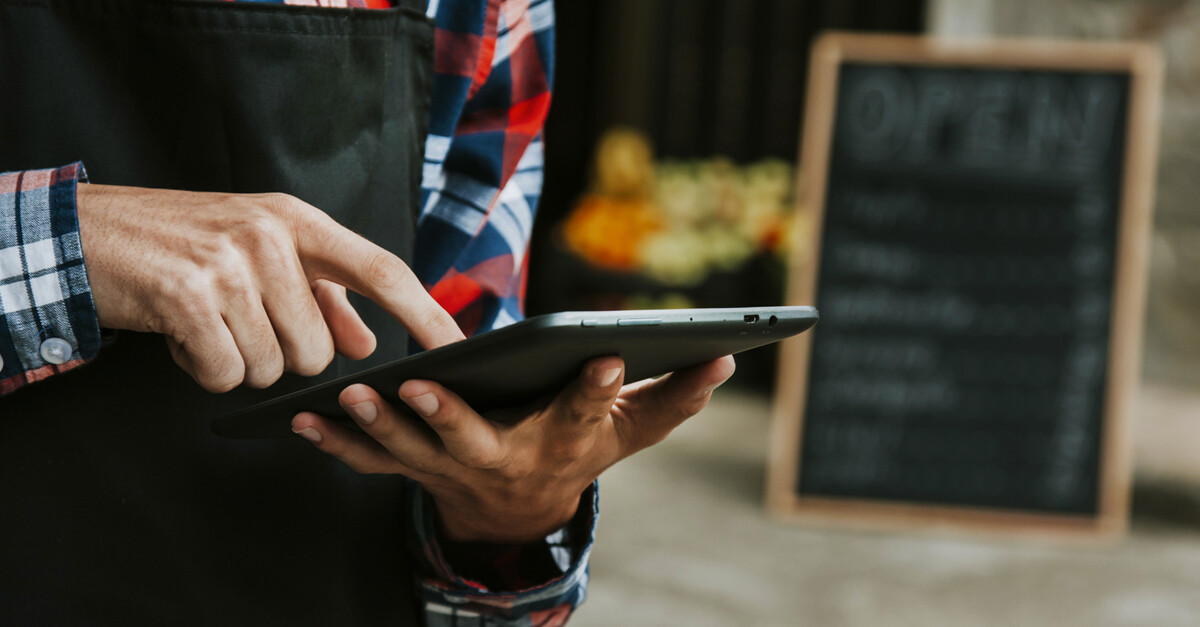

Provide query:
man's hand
left=76, top=184, right=464, bottom=392
left=291, top=355, right=736, bottom=543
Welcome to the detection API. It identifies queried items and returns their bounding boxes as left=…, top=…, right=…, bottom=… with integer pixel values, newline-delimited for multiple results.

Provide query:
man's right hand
left=76, top=184, right=465, bottom=393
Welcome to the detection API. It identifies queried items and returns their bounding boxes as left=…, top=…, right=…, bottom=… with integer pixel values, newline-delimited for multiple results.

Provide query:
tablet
left=211, top=306, right=818, bottom=438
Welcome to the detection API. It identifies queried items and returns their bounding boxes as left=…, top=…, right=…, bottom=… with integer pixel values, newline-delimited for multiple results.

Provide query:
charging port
left=744, top=314, right=759, bottom=323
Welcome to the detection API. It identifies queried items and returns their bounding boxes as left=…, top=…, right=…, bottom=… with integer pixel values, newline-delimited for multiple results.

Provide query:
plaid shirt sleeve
left=0, top=163, right=101, bottom=394
left=409, top=1, right=596, bottom=625
left=408, top=481, right=596, bottom=627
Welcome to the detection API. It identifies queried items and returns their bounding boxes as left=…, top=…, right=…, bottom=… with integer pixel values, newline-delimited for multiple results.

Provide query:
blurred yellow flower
left=560, top=128, right=802, bottom=285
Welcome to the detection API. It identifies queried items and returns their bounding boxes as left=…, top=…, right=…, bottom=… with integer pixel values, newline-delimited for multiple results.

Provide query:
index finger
left=293, top=210, right=464, bottom=350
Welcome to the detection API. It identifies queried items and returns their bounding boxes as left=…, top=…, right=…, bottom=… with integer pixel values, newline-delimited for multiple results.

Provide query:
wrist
left=433, top=490, right=584, bottom=544
left=409, top=481, right=599, bottom=598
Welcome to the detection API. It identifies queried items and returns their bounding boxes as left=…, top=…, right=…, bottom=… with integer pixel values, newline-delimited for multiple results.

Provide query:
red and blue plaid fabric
left=0, top=164, right=99, bottom=392
left=0, top=1, right=587, bottom=624
left=416, top=0, right=553, bottom=335
left=411, top=482, right=595, bottom=627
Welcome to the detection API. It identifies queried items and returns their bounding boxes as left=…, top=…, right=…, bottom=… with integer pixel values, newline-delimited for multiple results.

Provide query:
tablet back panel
left=213, top=306, right=817, bottom=438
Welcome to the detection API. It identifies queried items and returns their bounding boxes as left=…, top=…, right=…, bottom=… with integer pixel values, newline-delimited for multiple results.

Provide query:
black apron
left=0, top=0, right=432, bottom=623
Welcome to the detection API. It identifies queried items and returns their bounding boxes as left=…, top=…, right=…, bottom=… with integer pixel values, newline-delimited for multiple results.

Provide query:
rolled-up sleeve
left=0, top=163, right=101, bottom=395
left=408, top=480, right=597, bottom=626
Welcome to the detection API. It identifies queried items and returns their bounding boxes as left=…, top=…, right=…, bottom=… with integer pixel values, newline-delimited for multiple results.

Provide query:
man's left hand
left=290, top=354, right=735, bottom=543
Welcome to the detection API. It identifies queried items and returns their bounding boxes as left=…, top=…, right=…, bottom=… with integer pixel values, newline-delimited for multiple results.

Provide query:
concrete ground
left=572, top=385, right=1200, bottom=627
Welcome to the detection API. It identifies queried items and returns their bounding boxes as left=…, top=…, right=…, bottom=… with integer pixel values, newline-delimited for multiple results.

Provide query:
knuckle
left=209, top=266, right=254, bottom=301
left=162, top=305, right=218, bottom=347
left=422, top=303, right=452, bottom=330
left=569, top=405, right=608, bottom=428
left=243, top=210, right=281, bottom=235
left=288, top=341, right=335, bottom=377
left=364, top=251, right=404, bottom=290
left=244, top=355, right=285, bottom=389
left=262, top=192, right=307, bottom=218
left=566, top=384, right=617, bottom=418
left=204, top=380, right=237, bottom=394
left=192, top=240, right=251, bottom=287
left=203, top=365, right=244, bottom=394
left=167, top=277, right=217, bottom=318
left=235, top=213, right=293, bottom=260
left=185, top=234, right=248, bottom=290
left=460, top=447, right=502, bottom=469
left=189, top=228, right=237, bottom=263
left=420, top=407, right=458, bottom=432
left=213, top=248, right=249, bottom=279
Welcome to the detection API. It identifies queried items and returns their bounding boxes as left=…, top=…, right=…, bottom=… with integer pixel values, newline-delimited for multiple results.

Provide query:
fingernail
left=349, top=401, right=377, bottom=424
left=596, top=367, right=622, bottom=387
left=293, top=427, right=322, bottom=443
left=406, top=392, right=439, bottom=417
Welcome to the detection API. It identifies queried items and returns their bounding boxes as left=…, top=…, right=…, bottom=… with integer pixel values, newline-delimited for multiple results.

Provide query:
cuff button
left=40, top=337, right=73, bottom=365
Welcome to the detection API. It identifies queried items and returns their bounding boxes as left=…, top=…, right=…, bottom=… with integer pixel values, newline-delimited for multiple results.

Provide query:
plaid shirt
left=0, top=1, right=591, bottom=625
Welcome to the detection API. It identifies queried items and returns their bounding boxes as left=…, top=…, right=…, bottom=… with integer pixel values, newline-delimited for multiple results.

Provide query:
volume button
left=617, top=318, right=662, bottom=327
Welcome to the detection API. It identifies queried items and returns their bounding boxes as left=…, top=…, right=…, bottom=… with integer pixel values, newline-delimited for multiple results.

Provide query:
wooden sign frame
left=766, top=33, right=1163, bottom=539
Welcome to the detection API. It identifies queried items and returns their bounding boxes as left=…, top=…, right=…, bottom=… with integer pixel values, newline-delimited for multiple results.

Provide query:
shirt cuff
left=0, top=163, right=101, bottom=394
left=407, top=480, right=597, bottom=623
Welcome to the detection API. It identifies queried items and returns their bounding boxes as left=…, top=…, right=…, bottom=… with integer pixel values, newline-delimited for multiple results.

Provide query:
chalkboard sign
left=767, top=34, right=1163, bottom=538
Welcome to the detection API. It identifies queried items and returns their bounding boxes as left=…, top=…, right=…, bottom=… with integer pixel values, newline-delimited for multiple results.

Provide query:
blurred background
left=524, top=1, right=1200, bottom=625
